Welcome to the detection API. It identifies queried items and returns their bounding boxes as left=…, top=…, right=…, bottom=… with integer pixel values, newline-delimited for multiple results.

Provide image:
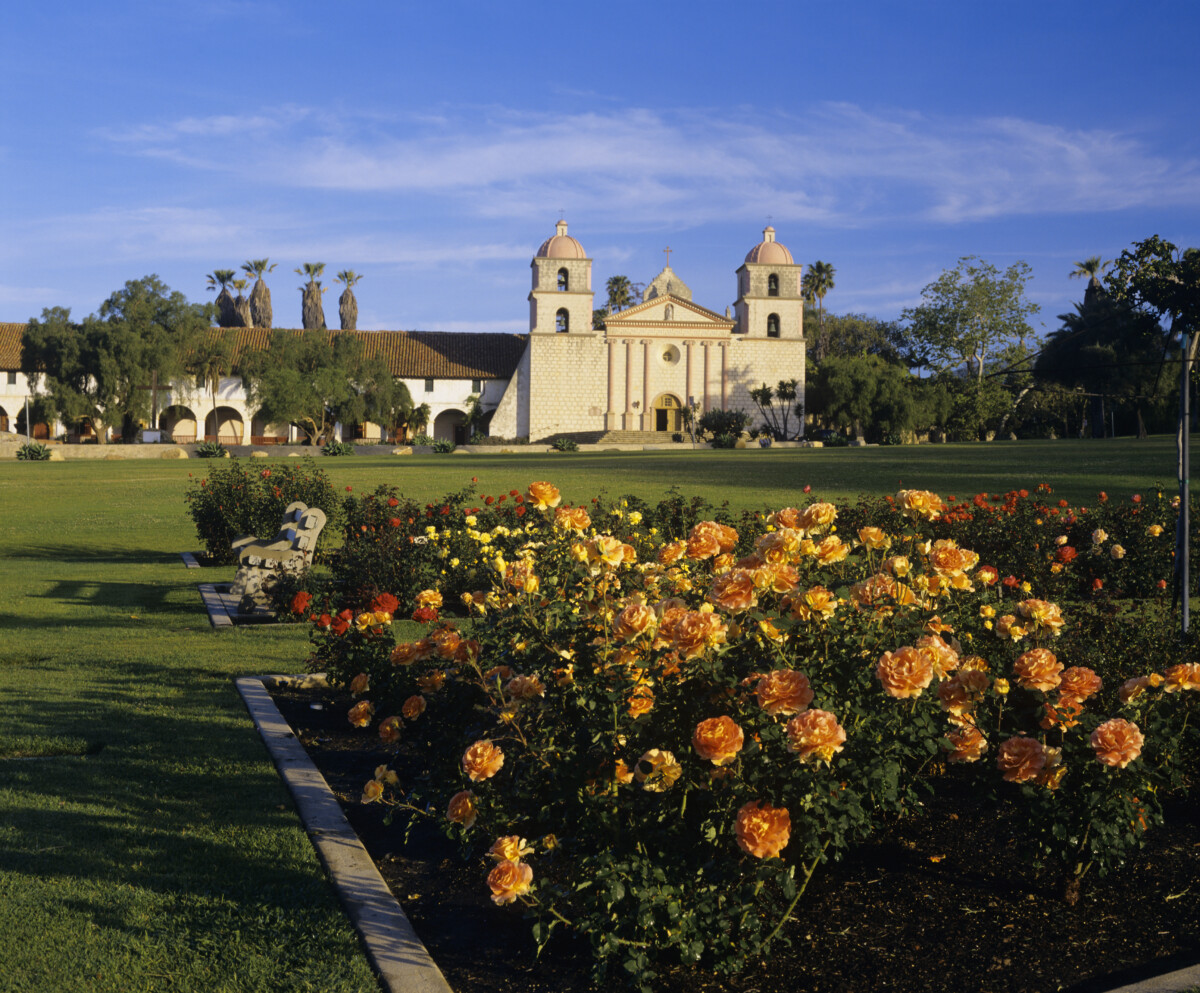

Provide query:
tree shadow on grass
left=3, top=544, right=184, bottom=566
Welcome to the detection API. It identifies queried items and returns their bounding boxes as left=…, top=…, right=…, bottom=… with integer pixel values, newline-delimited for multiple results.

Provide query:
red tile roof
left=0, top=323, right=528, bottom=380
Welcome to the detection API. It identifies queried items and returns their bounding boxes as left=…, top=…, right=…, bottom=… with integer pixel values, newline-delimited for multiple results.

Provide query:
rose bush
left=302, top=480, right=1198, bottom=989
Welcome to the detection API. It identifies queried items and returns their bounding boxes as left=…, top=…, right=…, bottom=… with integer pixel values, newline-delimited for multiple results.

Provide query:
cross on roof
left=663, top=246, right=672, bottom=266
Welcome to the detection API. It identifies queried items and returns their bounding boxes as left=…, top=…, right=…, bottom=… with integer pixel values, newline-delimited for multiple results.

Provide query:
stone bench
left=230, top=502, right=327, bottom=612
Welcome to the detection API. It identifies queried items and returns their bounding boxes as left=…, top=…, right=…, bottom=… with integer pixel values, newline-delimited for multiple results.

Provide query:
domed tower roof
left=536, top=220, right=587, bottom=260
left=744, top=226, right=795, bottom=265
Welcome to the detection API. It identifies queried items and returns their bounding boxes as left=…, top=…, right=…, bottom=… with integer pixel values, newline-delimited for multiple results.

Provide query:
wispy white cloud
left=96, top=102, right=1200, bottom=227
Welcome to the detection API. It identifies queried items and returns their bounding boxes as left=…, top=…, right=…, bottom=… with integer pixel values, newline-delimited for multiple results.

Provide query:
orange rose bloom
left=634, top=748, right=682, bottom=792
left=709, top=569, right=758, bottom=612
left=916, top=633, right=960, bottom=679
left=589, top=535, right=626, bottom=568
left=798, top=502, right=838, bottom=534
left=688, top=521, right=738, bottom=555
left=769, top=506, right=803, bottom=529
left=996, top=736, right=1046, bottom=782
left=362, top=779, right=384, bottom=804
left=627, top=684, right=655, bottom=718
left=390, top=641, right=426, bottom=666
left=446, top=789, right=477, bottom=828
left=946, top=725, right=988, bottom=763
left=1017, top=598, right=1065, bottom=637
left=401, top=694, right=427, bottom=720
left=895, top=489, right=947, bottom=521
left=349, top=672, right=370, bottom=696
left=686, top=529, right=721, bottom=560
left=1058, top=666, right=1102, bottom=703
left=554, top=505, right=591, bottom=534
left=1090, top=718, right=1144, bottom=768
left=378, top=716, right=403, bottom=744
left=417, top=669, right=447, bottom=693
left=347, top=700, right=375, bottom=727
left=692, top=716, right=746, bottom=766
left=505, top=559, right=540, bottom=594
left=754, top=561, right=800, bottom=594
left=857, top=526, right=891, bottom=550
left=488, top=835, right=534, bottom=862
left=785, top=709, right=846, bottom=764
left=671, top=611, right=728, bottom=659
left=415, top=589, right=443, bottom=609
left=657, top=540, right=687, bottom=565
left=487, top=859, right=534, bottom=905
left=995, top=614, right=1028, bottom=641
left=613, top=603, right=657, bottom=641
left=755, top=669, right=813, bottom=716
left=1162, top=663, right=1200, bottom=693
left=883, top=555, right=911, bottom=578
left=505, top=673, right=546, bottom=700
left=526, top=481, right=562, bottom=510
left=814, top=536, right=850, bottom=566
left=784, top=584, right=837, bottom=622
left=876, top=646, right=935, bottom=698
left=462, top=740, right=505, bottom=781
left=1119, top=675, right=1153, bottom=704
left=1013, top=648, right=1064, bottom=692
left=735, top=801, right=791, bottom=859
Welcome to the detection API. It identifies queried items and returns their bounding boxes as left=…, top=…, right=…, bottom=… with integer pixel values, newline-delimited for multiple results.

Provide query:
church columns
left=702, top=343, right=711, bottom=413
left=641, top=339, right=651, bottom=431
left=720, top=343, right=728, bottom=410
left=623, top=339, right=635, bottom=430
left=684, top=341, right=694, bottom=409
left=606, top=338, right=618, bottom=430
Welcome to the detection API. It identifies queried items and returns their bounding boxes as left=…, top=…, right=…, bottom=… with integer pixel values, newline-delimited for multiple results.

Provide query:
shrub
left=322, top=440, right=356, bottom=457
left=432, top=439, right=456, bottom=454
left=411, top=434, right=436, bottom=446
left=697, top=408, right=748, bottom=439
left=183, top=457, right=343, bottom=564
left=195, top=440, right=228, bottom=458
left=306, top=480, right=1197, bottom=988
left=552, top=437, right=579, bottom=452
left=671, top=432, right=684, bottom=443
left=711, top=433, right=738, bottom=449
left=15, top=442, right=51, bottom=461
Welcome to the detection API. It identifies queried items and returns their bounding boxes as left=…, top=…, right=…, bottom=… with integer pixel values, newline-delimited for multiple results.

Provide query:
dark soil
left=270, top=685, right=1200, bottom=993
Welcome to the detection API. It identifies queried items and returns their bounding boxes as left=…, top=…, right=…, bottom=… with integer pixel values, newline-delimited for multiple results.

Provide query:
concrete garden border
left=238, top=673, right=1200, bottom=993
left=236, top=674, right=453, bottom=993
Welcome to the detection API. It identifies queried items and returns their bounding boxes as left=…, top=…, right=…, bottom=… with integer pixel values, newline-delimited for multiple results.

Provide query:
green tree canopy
left=900, top=257, right=1039, bottom=382
left=806, top=354, right=916, bottom=442
left=239, top=331, right=397, bottom=446
left=22, top=276, right=210, bottom=442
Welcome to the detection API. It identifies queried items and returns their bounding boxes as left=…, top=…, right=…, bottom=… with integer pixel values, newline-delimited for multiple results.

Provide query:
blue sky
left=3, top=1, right=1199, bottom=337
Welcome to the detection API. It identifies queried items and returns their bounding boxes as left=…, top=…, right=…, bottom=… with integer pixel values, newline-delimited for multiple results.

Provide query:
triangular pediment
left=604, top=293, right=734, bottom=330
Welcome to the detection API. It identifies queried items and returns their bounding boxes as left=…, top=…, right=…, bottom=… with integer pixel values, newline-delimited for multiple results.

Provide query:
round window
left=660, top=345, right=681, bottom=366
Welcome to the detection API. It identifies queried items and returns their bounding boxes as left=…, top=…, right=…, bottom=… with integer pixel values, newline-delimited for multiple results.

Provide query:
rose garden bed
left=271, top=680, right=1200, bottom=993
left=249, top=480, right=1200, bottom=991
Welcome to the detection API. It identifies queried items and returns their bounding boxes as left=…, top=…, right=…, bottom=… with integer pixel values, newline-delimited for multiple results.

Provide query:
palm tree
left=606, top=275, right=634, bottom=314
left=241, top=259, right=277, bottom=328
left=802, top=261, right=836, bottom=360
left=206, top=269, right=237, bottom=328
left=1070, top=256, right=1110, bottom=307
left=335, top=270, right=363, bottom=330
left=295, top=262, right=327, bottom=330
left=191, top=334, right=234, bottom=441
left=231, top=278, right=252, bottom=328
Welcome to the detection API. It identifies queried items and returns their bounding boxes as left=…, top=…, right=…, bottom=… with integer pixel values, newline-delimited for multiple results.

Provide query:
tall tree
left=206, top=269, right=238, bottom=328
left=189, top=331, right=235, bottom=442
left=749, top=379, right=802, bottom=440
left=295, top=262, right=327, bottom=330
left=900, top=257, right=1039, bottom=383
left=240, top=331, right=393, bottom=445
left=23, top=276, right=210, bottom=442
left=818, top=312, right=903, bottom=362
left=806, top=354, right=916, bottom=442
left=801, top=261, right=836, bottom=360
left=231, top=278, right=252, bottom=328
left=1070, top=256, right=1110, bottom=308
left=335, top=270, right=363, bottom=331
left=606, top=275, right=634, bottom=313
left=241, top=259, right=277, bottom=328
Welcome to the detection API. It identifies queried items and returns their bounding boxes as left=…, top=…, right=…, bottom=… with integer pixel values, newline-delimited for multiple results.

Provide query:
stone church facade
left=489, top=221, right=807, bottom=441
left=1, top=222, right=806, bottom=446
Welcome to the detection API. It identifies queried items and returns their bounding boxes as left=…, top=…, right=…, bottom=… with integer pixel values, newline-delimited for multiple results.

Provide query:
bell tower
left=734, top=226, right=804, bottom=340
left=529, top=220, right=595, bottom=335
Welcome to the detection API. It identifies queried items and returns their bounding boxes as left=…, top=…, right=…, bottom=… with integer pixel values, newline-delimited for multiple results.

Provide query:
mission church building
left=0, top=222, right=806, bottom=445
left=488, top=220, right=807, bottom=441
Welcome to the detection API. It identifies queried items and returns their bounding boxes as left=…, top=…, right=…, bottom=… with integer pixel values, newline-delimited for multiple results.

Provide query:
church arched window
left=767, top=313, right=780, bottom=338
left=768, top=274, right=779, bottom=297
left=557, top=268, right=569, bottom=291
left=556, top=308, right=570, bottom=334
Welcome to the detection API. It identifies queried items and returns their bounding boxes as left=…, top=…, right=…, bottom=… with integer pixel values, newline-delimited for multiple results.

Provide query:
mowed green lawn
left=0, top=437, right=1189, bottom=993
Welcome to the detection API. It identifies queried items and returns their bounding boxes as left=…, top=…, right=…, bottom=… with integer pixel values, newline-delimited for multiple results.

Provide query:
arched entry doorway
left=204, top=406, right=244, bottom=444
left=652, top=393, right=683, bottom=433
left=433, top=408, right=468, bottom=445
left=161, top=405, right=198, bottom=443
left=0, top=406, right=8, bottom=433
left=16, top=407, right=51, bottom=440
